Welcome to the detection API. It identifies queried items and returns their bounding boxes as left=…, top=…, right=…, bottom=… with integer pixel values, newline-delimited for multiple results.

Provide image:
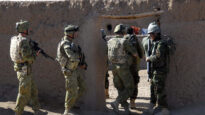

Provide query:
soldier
left=143, top=22, right=169, bottom=114
left=142, top=24, right=156, bottom=112
left=107, top=24, right=138, bottom=115
left=10, top=20, right=41, bottom=115
left=56, top=25, right=86, bottom=115
left=125, top=27, right=144, bottom=109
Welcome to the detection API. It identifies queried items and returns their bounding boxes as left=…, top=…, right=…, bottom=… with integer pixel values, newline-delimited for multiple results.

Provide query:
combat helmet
left=16, top=20, right=29, bottom=33
left=147, top=22, right=160, bottom=34
left=114, top=24, right=126, bottom=34
left=64, top=25, right=79, bottom=35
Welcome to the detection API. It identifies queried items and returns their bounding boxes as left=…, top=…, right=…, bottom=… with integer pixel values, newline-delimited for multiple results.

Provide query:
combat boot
left=130, top=99, right=136, bottom=109
left=111, top=101, right=119, bottom=114
left=124, top=106, right=131, bottom=115
left=147, top=103, right=155, bottom=114
left=63, top=110, right=69, bottom=115
left=105, top=89, right=109, bottom=98
left=34, top=110, right=39, bottom=115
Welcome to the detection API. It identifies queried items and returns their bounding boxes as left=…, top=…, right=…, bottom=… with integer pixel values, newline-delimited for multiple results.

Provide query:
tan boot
left=63, top=109, right=73, bottom=115
left=105, top=89, right=109, bottom=98
left=130, top=99, right=136, bottom=109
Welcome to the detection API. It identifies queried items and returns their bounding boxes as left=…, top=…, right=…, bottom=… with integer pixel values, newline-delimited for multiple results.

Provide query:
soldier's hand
left=36, top=50, right=41, bottom=56
left=146, top=57, right=150, bottom=62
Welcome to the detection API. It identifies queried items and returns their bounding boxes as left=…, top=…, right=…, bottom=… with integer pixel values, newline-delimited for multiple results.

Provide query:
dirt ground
left=0, top=70, right=205, bottom=115
left=0, top=70, right=151, bottom=115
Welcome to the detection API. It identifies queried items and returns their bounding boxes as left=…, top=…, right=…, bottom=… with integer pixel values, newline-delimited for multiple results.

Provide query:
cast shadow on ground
left=38, top=96, right=64, bottom=114
left=106, top=102, right=150, bottom=115
left=137, top=97, right=150, bottom=100
left=0, top=107, right=33, bottom=115
left=105, top=107, right=140, bottom=115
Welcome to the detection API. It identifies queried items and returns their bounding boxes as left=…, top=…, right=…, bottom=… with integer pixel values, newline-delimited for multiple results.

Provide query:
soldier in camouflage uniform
left=143, top=22, right=169, bottom=114
left=10, top=20, right=40, bottom=115
left=142, top=29, right=156, bottom=110
left=108, top=24, right=138, bottom=115
left=56, top=25, right=86, bottom=115
left=125, top=27, right=144, bottom=109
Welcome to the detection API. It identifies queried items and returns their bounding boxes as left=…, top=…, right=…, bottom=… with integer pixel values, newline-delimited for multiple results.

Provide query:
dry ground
left=0, top=70, right=150, bottom=115
left=0, top=70, right=204, bottom=115
left=106, top=70, right=151, bottom=115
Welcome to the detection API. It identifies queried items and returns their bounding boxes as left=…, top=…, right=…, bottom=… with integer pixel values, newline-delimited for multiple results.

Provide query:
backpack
left=10, top=36, right=26, bottom=63
left=56, top=39, right=70, bottom=67
left=162, top=35, right=176, bottom=56
left=107, top=38, right=127, bottom=64
left=161, top=35, right=176, bottom=69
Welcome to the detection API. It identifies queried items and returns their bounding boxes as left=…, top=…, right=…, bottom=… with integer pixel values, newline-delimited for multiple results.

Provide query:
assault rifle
left=31, top=40, right=55, bottom=61
left=147, top=39, right=152, bottom=81
left=78, top=46, right=88, bottom=70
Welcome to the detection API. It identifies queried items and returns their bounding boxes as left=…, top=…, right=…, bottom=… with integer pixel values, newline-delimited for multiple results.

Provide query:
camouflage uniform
left=56, top=25, right=86, bottom=114
left=142, top=36, right=157, bottom=105
left=144, top=22, right=168, bottom=108
left=147, top=38, right=168, bottom=108
left=125, top=34, right=144, bottom=102
left=109, top=35, right=136, bottom=108
left=108, top=24, right=138, bottom=113
left=10, top=20, right=40, bottom=115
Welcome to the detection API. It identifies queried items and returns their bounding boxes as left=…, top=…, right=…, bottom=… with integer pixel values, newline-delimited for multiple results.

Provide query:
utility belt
left=14, top=62, right=31, bottom=73
left=17, top=62, right=29, bottom=66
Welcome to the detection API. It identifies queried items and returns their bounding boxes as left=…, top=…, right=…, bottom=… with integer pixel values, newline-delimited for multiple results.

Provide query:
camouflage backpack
left=107, top=37, right=127, bottom=64
left=161, top=35, right=176, bottom=68
left=56, top=39, right=70, bottom=67
left=56, top=39, right=80, bottom=70
left=162, top=35, right=176, bottom=56
left=10, top=36, right=27, bottom=63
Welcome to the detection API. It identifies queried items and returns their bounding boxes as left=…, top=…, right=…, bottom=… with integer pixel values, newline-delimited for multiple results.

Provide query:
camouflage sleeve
left=124, top=39, right=138, bottom=57
left=141, top=37, right=148, bottom=57
left=63, top=43, right=79, bottom=61
left=19, top=39, right=35, bottom=63
left=148, top=41, right=167, bottom=62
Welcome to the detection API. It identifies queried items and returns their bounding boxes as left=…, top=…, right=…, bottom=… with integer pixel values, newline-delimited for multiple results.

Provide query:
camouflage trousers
left=64, top=68, right=85, bottom=111
left=151, top=72, right=168, bottom=107
left=129, top=63, right=140, bottom=100
left=15, top=64, right=40, bottom=115
left=112, top=64, right=134, bottom=108
left=150, top=78, right=157, bottom=104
